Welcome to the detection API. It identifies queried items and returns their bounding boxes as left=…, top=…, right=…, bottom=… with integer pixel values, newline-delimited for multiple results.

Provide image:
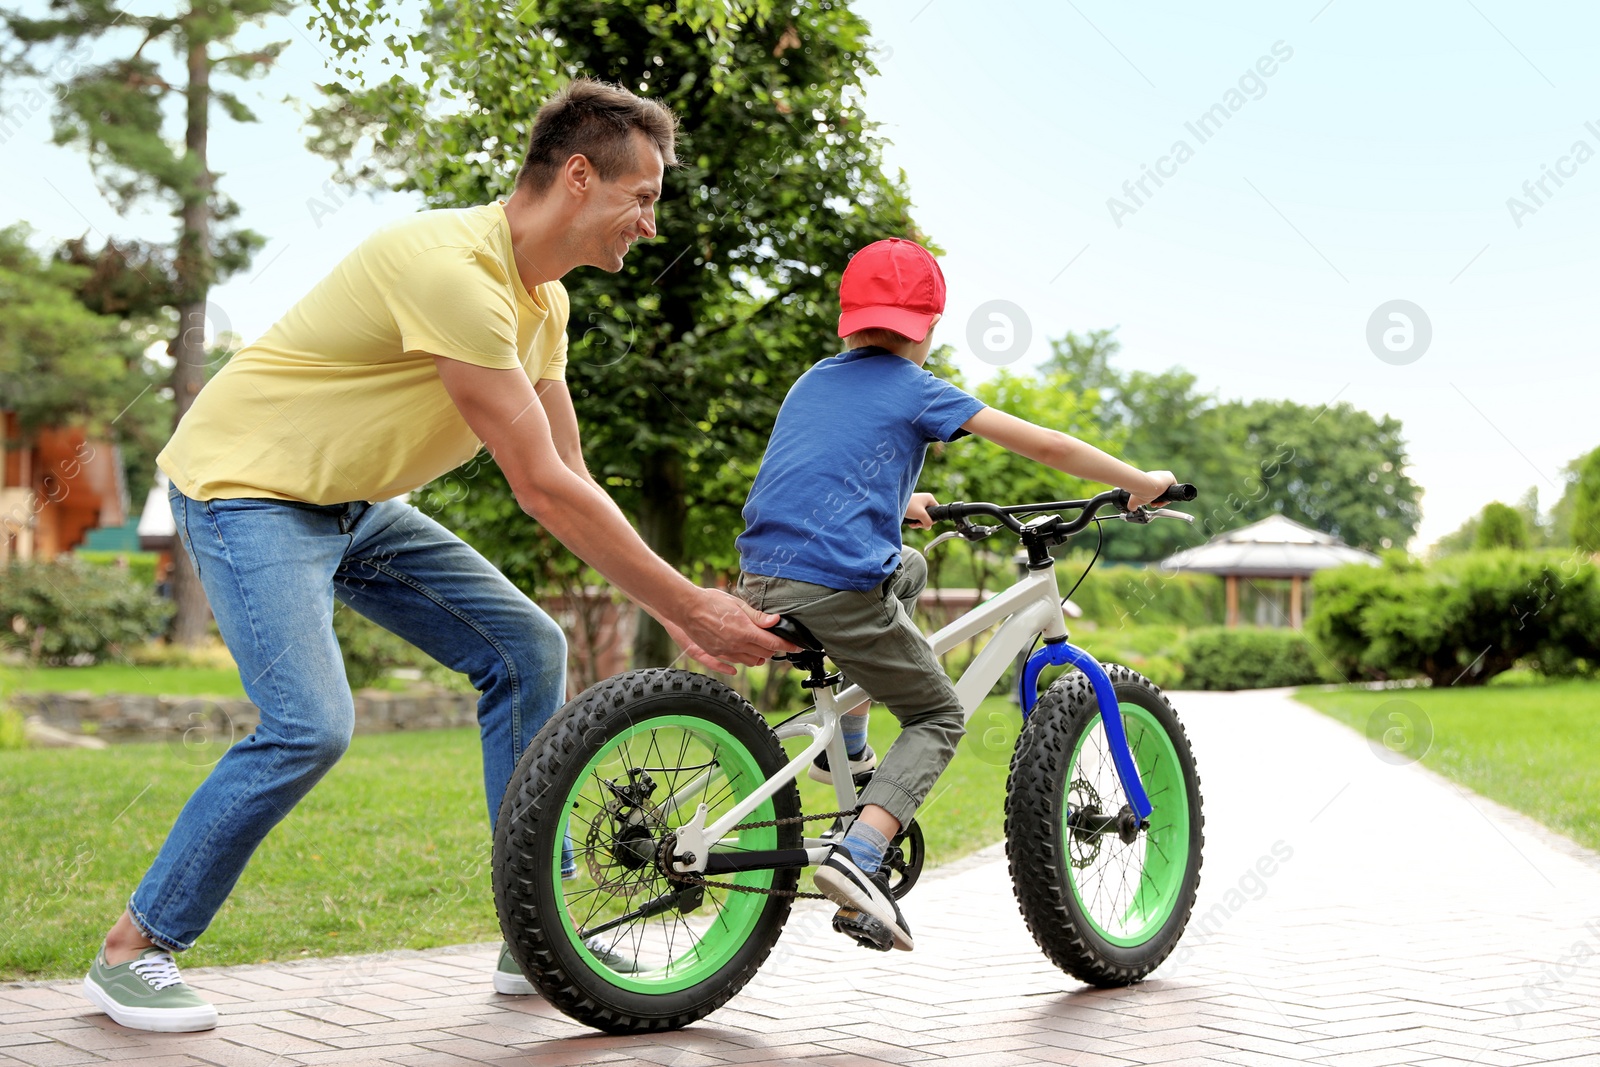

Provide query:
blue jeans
left=129, top=486, right=568, bottom=952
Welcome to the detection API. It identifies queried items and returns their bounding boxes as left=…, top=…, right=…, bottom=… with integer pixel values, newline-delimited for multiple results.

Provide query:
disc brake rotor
left=1067, top=778, right=1104, bottom=869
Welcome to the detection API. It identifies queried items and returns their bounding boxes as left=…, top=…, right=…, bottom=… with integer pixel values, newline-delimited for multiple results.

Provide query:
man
left=80, top=78, right=792, bottom=1033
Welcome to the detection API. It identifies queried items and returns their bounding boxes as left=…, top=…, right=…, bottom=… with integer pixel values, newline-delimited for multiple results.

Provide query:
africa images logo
left=1505, top=120, right=1600, bottom=229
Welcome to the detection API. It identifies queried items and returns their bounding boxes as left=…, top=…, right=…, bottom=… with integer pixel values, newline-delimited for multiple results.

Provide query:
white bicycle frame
left=668, top=559, right=1074, bottom=875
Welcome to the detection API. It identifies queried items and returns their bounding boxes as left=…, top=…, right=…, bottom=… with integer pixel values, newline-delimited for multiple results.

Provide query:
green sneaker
left=493, top=942, right=536, bottom=995
left=584, top=935, right=642, bottom=974
left=82, top=947, right=217, bottom=1032
left=493, top=937, right=642, bottom=994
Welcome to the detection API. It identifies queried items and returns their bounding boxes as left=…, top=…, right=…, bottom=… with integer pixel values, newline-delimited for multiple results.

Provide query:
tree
left=1034, top=326, right=1420, bottom=560
left=1431, top=512, right=1480, bottom=558
left=1475, top=501, right=1529, bottom=550
left=1040, top=328, right=1123, bottom=399
left=1197, top=398, right=1420, bottom=553
left=1570, top=446, right=1600, bottom=553
left=0, top=225, right=170, bottom=504
left=308, top=0, right=922, bottom=666
left=2, top=0, right=290, bottom=642
left=1436, top=486, right=1545, bottom=557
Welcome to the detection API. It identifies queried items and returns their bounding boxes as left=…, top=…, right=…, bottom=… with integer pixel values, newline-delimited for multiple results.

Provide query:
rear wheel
left=1005, top=664, right=1203, bottom=985
left=493, top=669, right=801, bottom=1033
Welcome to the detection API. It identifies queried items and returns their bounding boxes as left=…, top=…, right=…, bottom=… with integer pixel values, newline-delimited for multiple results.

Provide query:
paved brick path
left=5, top=688, right=1599, bottom=1066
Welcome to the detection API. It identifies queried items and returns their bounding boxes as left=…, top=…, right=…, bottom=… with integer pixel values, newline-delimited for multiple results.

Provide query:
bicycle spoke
left=548, top=719, right=786, bottom=982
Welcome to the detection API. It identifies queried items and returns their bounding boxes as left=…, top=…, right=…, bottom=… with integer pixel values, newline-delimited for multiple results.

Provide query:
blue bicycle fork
left=1017, top=640, right=1153, bottom=821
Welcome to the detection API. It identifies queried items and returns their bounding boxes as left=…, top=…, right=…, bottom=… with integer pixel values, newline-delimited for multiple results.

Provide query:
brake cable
left=1060, top=513, right=1106, bottom=606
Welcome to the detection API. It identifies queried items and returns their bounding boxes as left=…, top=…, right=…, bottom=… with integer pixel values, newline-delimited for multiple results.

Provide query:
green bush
left=1307, top=553, right=1420, bottom=681
left=1068, top=562, right=1222, bottom=630
left=74, top=550, right=160, bottom=587
left=330, top=604, right=436, bottom=689
left=1121, top=653, right=1184, bottom=690
left=1177, top=627, right=1329, bottom=690
left=1310, top=550, right=1600, bottom=686
left=0, top=559, right=173, bottom=665
left=1085, top=624, right=1187, bottom=690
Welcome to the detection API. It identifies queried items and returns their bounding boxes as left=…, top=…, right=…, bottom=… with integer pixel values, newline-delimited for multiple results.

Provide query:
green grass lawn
left=1, top=694, right=1026, bottom=981
left=0, top=664, right=248, bottom=699
left=1296, top=681, right=1600, bottom=854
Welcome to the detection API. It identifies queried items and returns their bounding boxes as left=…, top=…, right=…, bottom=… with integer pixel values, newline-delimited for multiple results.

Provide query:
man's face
left=575, top=130, right=663, bottom=272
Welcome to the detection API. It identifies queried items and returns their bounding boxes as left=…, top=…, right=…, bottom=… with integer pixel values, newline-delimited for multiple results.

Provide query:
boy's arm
left=960, top=407, right=1176, bottom=508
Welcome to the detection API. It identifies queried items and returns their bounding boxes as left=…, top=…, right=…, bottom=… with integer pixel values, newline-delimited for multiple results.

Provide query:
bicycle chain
left=657, top=809, right=857, bottom=900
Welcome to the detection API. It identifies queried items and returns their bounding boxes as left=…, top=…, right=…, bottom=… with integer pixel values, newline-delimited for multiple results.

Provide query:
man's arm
left=535, top=377, right=742, bottom=660
left=537, top=378, right=629, bottom=508
left=436, top=358, right=793, bottom=670
left=961, top=407, right=1176, bottom=508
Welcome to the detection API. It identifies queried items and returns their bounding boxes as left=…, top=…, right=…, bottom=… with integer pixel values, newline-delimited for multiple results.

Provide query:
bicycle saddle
left=768, top=615, right=825, bottom=656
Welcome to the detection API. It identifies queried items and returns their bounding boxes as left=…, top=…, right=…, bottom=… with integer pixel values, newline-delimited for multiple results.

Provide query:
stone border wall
left=10, top=688, right=480, bottom=745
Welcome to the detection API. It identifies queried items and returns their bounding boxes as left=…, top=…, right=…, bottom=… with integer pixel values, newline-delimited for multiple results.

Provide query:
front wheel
left=1005, top=664, right=1203, bottom=986
left=492, top=669, right=801, bottom=1033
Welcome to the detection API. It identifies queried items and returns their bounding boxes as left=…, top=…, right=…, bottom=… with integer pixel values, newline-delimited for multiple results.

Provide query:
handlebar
left=925, top=484, right=1197, bottom=541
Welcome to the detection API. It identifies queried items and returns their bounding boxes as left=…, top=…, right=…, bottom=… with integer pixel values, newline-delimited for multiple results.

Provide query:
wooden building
left=1, top=412, right=127, bottom=563
left=1158, top=514, right=1379, bottom=629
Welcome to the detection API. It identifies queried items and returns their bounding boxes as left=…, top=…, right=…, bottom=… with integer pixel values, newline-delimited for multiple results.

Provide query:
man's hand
left=905, top=492, right=940, bottom=530
left=1127, top=470, right=1177, bottom=510
left=662, top=589, right=798, bottom=674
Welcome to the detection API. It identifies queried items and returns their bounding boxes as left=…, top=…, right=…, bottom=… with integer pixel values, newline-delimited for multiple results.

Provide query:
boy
left=734, top=238, right=1179, bottom=951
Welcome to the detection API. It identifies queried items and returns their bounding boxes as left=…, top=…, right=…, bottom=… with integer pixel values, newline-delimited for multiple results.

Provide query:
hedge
left=1055, top=560, right=1223, bottom=630
left=1309, top=550, right=1600, bottom=685
left=1177, top=627, right=1329, bottom=690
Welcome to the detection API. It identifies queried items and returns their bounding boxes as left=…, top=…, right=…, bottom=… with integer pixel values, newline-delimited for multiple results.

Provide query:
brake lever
left=926, top=521, right=1001, bottom=552
left=1117, top=507, right=1195, bottom=526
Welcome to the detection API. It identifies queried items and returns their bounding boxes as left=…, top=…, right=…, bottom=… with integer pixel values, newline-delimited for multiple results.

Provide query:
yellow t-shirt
left=159, top=202, right=568, bottom=504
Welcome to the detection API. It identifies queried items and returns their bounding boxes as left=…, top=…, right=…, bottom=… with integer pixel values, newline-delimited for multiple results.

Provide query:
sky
left=3, top=0, right=1598, bottom=548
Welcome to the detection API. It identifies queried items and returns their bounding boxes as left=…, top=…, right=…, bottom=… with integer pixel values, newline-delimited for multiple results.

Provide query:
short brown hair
left=516, top=78, right=679, bottom=193
left=844, top=328, right=914, bottom=350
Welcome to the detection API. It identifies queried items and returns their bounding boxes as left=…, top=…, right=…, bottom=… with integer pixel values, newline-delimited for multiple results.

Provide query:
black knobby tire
left=1005, top=664, right=1204, bottom=986
left=492, top=668, right=801, bottom=1033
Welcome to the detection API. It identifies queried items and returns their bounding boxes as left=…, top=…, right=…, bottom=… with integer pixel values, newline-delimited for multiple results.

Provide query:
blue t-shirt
left=737, top=347, right=986, bottom=591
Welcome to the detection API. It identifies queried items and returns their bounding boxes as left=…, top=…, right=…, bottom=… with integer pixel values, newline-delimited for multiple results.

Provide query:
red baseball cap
left=837, top=238, right=946, bottom=343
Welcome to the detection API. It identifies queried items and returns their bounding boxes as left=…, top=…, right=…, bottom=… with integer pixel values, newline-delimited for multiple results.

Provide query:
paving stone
left=0, top=1045, right=102, bottom=1067
left=9, top=691, right=1600, bottom=1066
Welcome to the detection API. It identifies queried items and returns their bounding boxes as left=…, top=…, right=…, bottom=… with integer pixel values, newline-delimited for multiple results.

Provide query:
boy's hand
left=1126, top=470, right=1177, bottom=510
left=904, top=492, right=940, bottom=530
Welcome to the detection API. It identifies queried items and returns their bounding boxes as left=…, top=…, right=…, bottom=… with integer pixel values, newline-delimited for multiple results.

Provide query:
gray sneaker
left=82, top=947, right=217, bottom=1032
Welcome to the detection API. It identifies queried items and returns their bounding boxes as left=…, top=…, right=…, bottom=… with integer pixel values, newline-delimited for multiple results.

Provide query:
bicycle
left=492, top=485, right=1205, bottom=1034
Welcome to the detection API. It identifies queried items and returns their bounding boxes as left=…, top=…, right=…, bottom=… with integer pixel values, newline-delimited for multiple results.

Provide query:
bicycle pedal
left=831, top=907, right=893, bottom=952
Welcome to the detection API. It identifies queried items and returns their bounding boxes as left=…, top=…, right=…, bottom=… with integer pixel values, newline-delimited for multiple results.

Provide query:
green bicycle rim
left=552, top=714, right=780, bottom=995
left=1064, top=703, right=1191, bottom=947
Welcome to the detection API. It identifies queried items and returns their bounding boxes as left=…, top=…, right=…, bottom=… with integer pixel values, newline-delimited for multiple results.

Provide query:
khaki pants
left=736, top=548, right=964, bottom=828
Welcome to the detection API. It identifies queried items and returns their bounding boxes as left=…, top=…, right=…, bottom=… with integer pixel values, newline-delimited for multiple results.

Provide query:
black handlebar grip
left=1162, top=483, right=1198, bottom=502
left=926, top=503, right=954, bottom=522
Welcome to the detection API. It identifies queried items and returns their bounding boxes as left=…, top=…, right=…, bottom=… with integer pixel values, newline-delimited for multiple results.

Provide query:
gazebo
left=1159, top=514, right=1380, bottom=629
